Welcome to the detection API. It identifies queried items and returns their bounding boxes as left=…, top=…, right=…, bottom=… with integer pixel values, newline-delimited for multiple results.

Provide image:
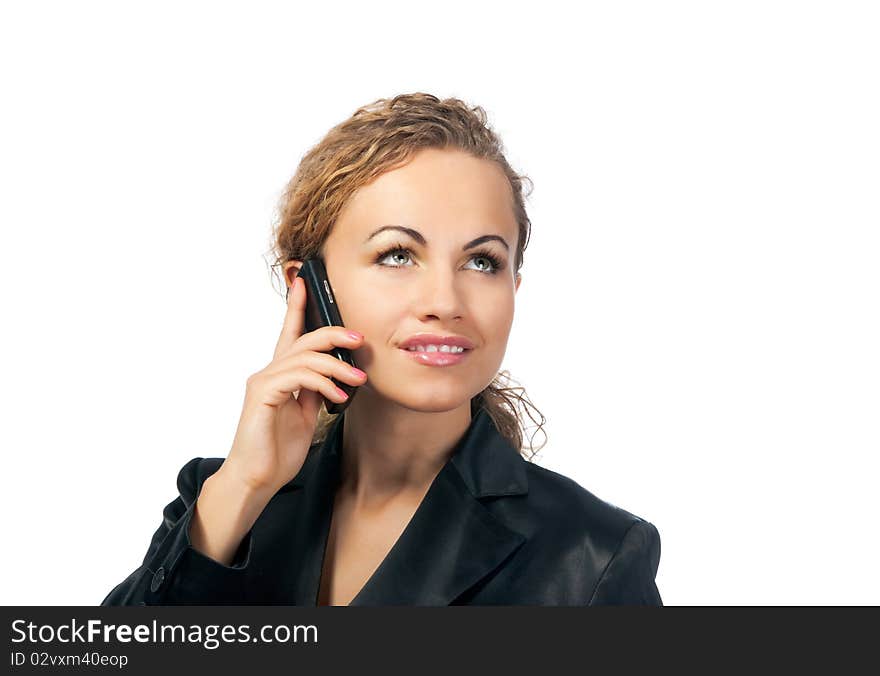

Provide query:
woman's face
left=285, top=147, right=522, bottom=412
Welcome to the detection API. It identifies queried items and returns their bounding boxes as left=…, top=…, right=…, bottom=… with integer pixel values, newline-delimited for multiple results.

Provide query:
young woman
left=102, top=93, right=663, bottom=606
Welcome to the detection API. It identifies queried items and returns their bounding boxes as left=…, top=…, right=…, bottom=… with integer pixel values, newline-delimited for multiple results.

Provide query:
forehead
left=331, top=148, right=518, bottom=242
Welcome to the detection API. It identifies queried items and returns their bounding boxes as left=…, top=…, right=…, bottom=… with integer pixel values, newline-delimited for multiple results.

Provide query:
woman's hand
left=220, top=276, right=367, bottom=495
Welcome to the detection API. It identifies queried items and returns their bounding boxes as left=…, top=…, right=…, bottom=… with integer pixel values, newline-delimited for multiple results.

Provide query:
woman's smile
left=398, top=345, right=473, bottom=366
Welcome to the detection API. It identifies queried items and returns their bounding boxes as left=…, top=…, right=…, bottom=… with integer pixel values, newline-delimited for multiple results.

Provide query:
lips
left=399, top=346, right=471, bottom=366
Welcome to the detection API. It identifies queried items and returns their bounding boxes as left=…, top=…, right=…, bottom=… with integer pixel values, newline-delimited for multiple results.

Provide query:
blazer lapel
left=277, top=407, right=530, bottom=606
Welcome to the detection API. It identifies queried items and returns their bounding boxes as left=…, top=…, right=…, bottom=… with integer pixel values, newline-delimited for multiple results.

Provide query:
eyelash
left=374, top=242, right=506, bottom=275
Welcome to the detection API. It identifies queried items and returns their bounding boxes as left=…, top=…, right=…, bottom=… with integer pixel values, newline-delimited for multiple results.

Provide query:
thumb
left=296, top=387, right=323, bottom=427
left=274, top=276, right=307, bottom=361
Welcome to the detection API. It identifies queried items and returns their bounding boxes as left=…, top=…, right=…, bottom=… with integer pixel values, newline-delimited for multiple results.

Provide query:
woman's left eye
left=375, top=246, right=504, bottom=275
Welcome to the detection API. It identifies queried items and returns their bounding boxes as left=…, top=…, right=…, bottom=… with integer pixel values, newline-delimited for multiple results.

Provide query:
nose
left=411, top=268, right=464, bottom=321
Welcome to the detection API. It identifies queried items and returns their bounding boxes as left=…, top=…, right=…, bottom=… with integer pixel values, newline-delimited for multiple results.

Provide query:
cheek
left=337, top=286, right=387, bottom=331
left=337, top=295, right=399, bottom=361
left=482, top=295, right=516, bottom=338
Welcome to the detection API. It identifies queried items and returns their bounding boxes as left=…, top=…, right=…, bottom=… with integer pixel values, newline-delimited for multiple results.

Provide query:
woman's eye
left=466, top=256, right=495, bottom=273
left=377, top=249, right=414, bottom=267
left=376, top=247, right=503, bottom=275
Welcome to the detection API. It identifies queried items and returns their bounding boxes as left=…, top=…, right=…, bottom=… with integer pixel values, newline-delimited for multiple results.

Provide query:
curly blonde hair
left=264, top=92, right=547, bottom=461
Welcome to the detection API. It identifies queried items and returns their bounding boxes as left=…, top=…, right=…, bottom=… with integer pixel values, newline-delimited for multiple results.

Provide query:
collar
left=277, top=406, right=530, bottom=605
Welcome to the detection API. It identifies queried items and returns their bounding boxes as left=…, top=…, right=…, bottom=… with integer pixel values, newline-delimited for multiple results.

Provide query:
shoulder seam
left=586, top=517, right=641, bottom=605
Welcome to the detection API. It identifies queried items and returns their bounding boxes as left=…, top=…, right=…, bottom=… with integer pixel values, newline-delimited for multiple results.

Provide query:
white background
left=1, top=1, right=877, bottom=605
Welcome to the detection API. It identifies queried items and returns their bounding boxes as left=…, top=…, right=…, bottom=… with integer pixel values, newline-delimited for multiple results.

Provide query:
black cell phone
left=293, top=257, right=360, bottom=414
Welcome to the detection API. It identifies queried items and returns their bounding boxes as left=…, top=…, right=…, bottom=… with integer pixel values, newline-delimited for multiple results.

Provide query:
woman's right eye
left=375, top=246, right=414, bottom=268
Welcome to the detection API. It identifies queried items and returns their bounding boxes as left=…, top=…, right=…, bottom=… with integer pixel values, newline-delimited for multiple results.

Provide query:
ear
left=515, top=272, right=522, bottom=293
left=282, top=259, right=304, bottom=289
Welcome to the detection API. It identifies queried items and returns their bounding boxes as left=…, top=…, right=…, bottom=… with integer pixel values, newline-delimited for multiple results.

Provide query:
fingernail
left=347, top=331, right=362, bottom=341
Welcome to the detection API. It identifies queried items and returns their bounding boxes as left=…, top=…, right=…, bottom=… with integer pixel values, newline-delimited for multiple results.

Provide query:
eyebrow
left=364, top=225, right=510, bottom=252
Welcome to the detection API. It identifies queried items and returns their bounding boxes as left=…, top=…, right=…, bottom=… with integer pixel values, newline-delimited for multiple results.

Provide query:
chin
left=364, top=371, right=488, bottom=411
left=375, top=387, right=473, bottom=413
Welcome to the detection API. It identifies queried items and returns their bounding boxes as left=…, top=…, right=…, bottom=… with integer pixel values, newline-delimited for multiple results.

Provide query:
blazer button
left=150, top=566, right=166, bottom=593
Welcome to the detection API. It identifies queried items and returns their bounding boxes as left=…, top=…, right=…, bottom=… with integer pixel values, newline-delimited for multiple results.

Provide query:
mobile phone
left=293, top=257, right=360, bottom=414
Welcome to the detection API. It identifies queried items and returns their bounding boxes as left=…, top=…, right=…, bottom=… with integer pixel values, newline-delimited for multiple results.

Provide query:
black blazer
left=102, top=408, right=662, bottom=606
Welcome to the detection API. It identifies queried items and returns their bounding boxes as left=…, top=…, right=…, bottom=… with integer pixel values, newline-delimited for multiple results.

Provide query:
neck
left=338, top=395, right=473, bottom=511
